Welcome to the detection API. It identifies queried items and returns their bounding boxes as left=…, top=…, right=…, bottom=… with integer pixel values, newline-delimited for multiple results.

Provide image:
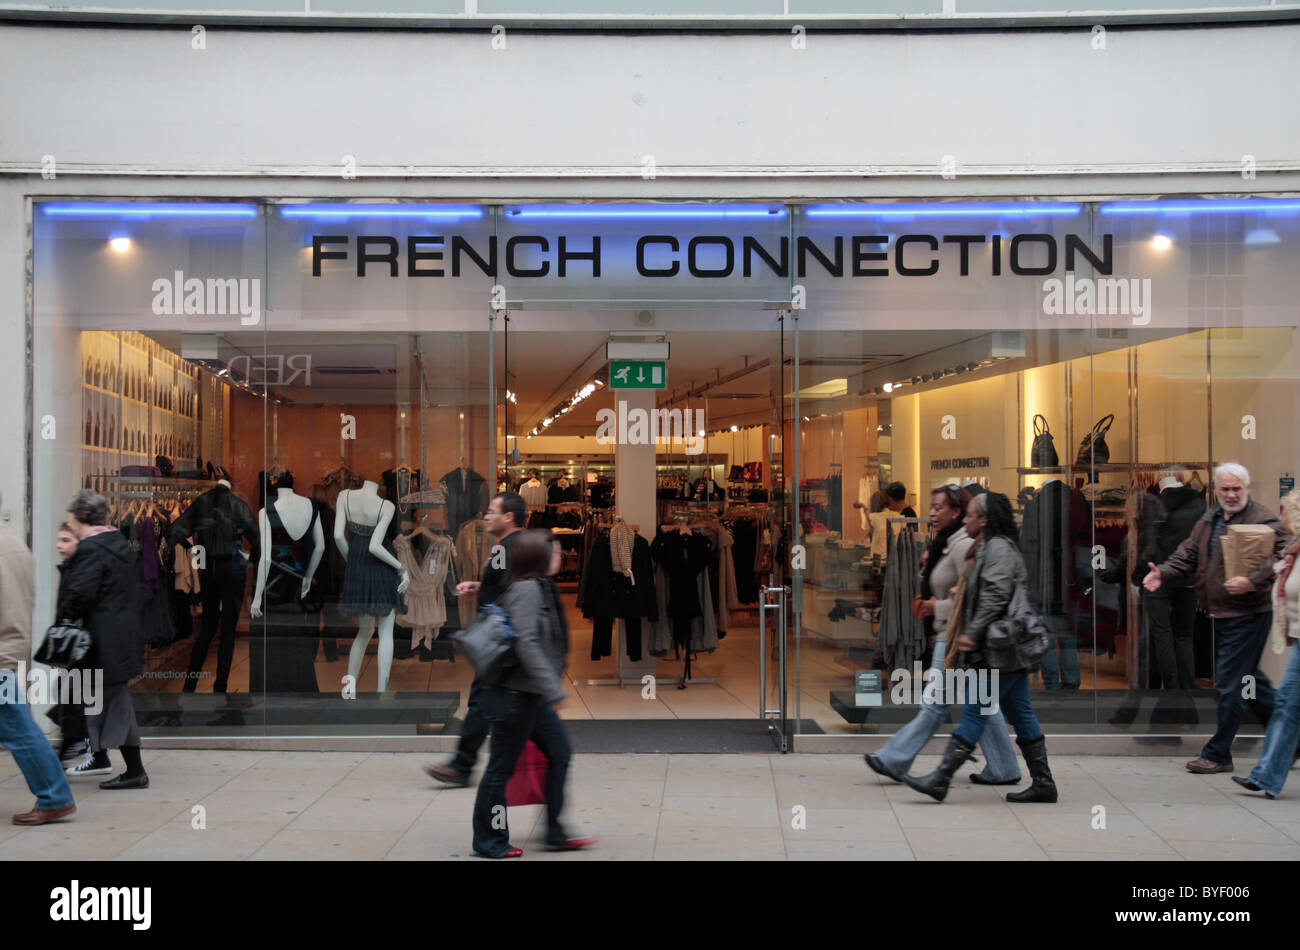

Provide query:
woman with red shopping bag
left=471, top=529, right=596, bottom=858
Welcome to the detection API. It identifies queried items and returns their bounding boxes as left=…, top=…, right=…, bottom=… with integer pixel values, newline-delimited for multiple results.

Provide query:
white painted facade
left=3, top=19, right=1299, bottom=535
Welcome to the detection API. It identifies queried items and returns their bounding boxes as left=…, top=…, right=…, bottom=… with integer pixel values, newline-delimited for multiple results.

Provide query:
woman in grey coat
left=865, top=485, right=1021, bottom=786
left=470, top=529, right=596, bottom=858
left=904, top=492, right=1058, bottom=804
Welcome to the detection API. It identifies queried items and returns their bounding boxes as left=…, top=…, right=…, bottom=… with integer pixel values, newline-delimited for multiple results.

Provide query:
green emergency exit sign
left=608, top=360, right=666, bottom=389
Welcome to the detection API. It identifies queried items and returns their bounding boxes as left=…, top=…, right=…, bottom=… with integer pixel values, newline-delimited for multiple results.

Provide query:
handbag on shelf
left=1074, top=413, right=1115, bottom=468
left=34, top=619, right=92, bottom=668
left=1030, top=414, right=1059, bottom=468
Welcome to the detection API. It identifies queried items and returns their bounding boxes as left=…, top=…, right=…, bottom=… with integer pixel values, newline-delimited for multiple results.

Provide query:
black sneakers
left=66, top=753, right=112, bottom=777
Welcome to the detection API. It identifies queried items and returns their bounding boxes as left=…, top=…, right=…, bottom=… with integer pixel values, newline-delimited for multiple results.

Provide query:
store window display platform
left=829, top=688, right=1221, bottom=729
left=131, top=692, right=461, bottom=731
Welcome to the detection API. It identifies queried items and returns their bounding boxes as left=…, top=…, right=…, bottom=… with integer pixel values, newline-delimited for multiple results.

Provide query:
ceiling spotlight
left=882, top=382, right=894, bottom=393
left=108, top=236, right=131, bottom=253
left=730, top=425, right=739, bottom=432
left=1151, top=233, right=1174, bottom=252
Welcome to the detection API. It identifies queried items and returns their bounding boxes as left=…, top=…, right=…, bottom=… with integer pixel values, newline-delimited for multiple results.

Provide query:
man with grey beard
left=1144, top=462, right=1290, bottom=774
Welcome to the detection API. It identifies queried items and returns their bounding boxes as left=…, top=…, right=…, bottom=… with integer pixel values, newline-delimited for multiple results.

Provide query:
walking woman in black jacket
left=59, top=490, right=149, bottom=790
left=470, top=529, right=595, bottom=858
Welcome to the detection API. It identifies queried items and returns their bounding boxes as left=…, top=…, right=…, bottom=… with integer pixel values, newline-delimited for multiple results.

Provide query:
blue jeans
left=954, top=671, right=1044, bottom=747
left=0, top=670, right=75, bottom=811
left=1038, top=612, right=1080, bottom=689
left=471, top=686, right=572, bottom=856
left=1202, top=612, right=1276, bottom=764
left=876, top=639, right=1021, bottom=781
left=1248, top=642, right=1300, bottom=797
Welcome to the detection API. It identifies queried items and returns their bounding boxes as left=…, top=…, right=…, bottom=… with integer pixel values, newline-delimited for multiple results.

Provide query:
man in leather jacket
left=1144, top=463, right=1290, bottom=774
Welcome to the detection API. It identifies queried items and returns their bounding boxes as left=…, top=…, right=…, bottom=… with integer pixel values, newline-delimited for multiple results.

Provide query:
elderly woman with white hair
left=1144, top=462, right=1291, bottom=775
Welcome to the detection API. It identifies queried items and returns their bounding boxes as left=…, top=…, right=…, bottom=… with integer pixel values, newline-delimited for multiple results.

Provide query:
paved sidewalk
left=2, top=750, right=1299, bottom=860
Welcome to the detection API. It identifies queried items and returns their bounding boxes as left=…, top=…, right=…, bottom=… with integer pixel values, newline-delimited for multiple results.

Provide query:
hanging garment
left=519, top=479, right=547, bottom=510
left=610, top=519, right=636, bottom=582
left=696, top=521, right=741, bottom=633
left=727, top=518, right=761, bottom=605
left=1021, top=480, right=1090, bottom=616
left=441, top=467, right=487, bottom=539
left=858, top=475, right=878, bottom=531
left=455, top=519, right=497, bottom=627
left=878, top=523, right=929, bottom=673
left=338, top=494, right=402, bottom=618
left=826, top=473, right=843, bottom=533
left=381, top=468, right=422, bottom=514
left=648, top=531, right=717, bottom=655
left=394, top=533, right=453, bottom=649
left=584, top=534, right=658, bottom=660
left=647, top=559, right=719, bottom=656
left=173, top=542, right=200, bottom=597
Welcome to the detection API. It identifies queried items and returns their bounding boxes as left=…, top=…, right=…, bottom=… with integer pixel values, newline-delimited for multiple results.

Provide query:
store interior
left=66, top=314, right=1296, bottom=738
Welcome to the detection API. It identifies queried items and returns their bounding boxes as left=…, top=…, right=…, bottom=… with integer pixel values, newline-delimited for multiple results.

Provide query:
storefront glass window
left=29, top=197, right=1300, bottom=746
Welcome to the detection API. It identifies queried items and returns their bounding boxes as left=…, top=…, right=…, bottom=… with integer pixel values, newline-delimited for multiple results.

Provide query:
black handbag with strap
left=1031, top=414, right=1059, bottom=467
left=34, top=620, right=92, bottom=668
left=1075, top=413, right=1115, bottom=468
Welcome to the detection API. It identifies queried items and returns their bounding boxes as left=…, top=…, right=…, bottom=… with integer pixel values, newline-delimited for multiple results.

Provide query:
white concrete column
left=614, top=388, right=658, bottom=682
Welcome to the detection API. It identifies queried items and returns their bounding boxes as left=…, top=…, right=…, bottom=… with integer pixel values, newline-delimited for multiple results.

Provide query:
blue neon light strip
left=1100, top=200, right=1300, bottom=215
left=42, top=202, right=258, bottom=217
left=506, top=205, right=784, bottom=219
left=806, top=202, right=1082, bottom=218
left=279, top=204, right=484, bottom=219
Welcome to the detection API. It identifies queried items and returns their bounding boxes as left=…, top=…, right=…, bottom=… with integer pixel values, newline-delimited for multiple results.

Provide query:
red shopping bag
left=505, top=741, right=548, bottom=806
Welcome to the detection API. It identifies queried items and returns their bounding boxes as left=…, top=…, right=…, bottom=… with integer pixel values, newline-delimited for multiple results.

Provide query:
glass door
left=760, top=306, right=797, bottom=751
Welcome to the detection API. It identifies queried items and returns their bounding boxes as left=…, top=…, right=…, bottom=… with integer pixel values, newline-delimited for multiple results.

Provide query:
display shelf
left=1014, top=461, right=1212, bottom=475
left=80, top=330, right=204, bottom=485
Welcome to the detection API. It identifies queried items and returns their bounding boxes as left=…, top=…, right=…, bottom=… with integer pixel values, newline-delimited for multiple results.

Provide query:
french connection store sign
left=40, top=200, right=1300, bottom=332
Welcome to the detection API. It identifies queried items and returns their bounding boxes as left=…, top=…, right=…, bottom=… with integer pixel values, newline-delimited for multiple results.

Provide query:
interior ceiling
left=146, top=326, right=1190, bottom=436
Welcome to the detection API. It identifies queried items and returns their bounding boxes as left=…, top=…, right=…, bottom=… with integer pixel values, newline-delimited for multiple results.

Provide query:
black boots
left=970, top=770, right=1021, bottom=786
left=903, top=735, right=975, bottom=802
left=863, top=753, right=905, bottom=783
left=1006, top=736, right=1058, bottom=803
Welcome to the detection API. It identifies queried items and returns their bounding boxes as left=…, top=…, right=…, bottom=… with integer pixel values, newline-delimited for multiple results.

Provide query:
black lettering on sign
left=931, top=457, right=990, bottom=470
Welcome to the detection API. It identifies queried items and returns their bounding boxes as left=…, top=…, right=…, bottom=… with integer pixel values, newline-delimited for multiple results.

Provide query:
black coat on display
left=1157, top=485, right=1208, bottom=577
left=57, top=530, right=143, bottom=686
left=1021, top=479, right=1088, bottom=615
left=581, top=534, right=659, bottom=621
left=441, top=467, right=487, bottom=538
left=650, top=530, right=715, bottom=618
